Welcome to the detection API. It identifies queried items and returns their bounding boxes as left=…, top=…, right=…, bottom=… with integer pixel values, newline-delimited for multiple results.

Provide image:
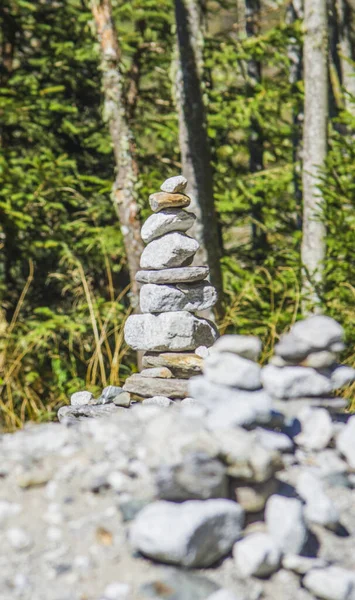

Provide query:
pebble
left=130, top=499, right=244, bottom=567
left=6, top=527, right=32, bottom=551
left=233, top=533, right=281, bottom=578
left=140, top=281, right=217, bottom=313
left=234, top=478, right=278, bottom=512
left=123, top=374, right=188, bottom=398
left=70, top=390, right=93, bottom=406
left=210, top=334, right=262, bottom=361
left=195, top=345, right=209, bottom=358
left=336, top=415, right=355, bottom=469
left=282, top=554, right=328, bottom=574
left=141, top=208, right=195, bottom=243
left=149, top=191, right=190, bottom=212
left=140, top=232, right=199, bottom=270
left=255, top=428, right=293, bottom=452
left=265, top=495, right=307, bottom=554
left=296, top=470, right=339, bottom=529
left=303, top=566, right=355, bottom=600
left=160, top=175, right=188, bottom=194
left=124, top=312, right=218, bottom=352
left=112, top=391, right=131, bottom=407
left=203, top=352, right=261, bottom=390
left=261, top=365, right=333, bottom=399
left=140, top=367, right=173, bottom=378
left=142, top=396, right=172, bottom=407
left=102, top=582, right=132, bottom=600
left=294, top=407, right=333, bottom=450
left=135, top=265, right=209, bottom=284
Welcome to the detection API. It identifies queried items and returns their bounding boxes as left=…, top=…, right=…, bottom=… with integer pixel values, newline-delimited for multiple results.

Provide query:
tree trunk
left=245, top=0, right=268, bottom=259
left=174, top=0, right=224, bottom=316
left=336, top=0, right=355, bottom=114
left=301, top=0, right=328, bottom=310
left=91, top=0, right=143, bottom=306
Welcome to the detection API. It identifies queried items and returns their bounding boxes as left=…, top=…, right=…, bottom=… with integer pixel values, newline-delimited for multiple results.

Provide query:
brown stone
left=149, top=192, right=190, bottom=212
left=123, top=374, right=189, bottom=398
left=142, top=352, right=203, bottom=379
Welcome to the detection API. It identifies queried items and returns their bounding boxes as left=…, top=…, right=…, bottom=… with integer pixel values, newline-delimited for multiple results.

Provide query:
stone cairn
left=122, top=175, right=219, bottom=405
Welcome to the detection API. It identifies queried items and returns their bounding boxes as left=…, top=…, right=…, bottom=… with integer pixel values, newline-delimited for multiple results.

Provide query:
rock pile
left=123, top=175, right=219, bottom=404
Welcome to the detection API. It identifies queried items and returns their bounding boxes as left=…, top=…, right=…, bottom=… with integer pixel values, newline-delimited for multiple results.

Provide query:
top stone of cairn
left=160, top=175, right=187, bottom=194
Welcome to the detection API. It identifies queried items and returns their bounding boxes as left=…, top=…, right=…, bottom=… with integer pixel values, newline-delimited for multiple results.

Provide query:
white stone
left=141, top=208, right=195, bottom=243
left=255, top=428, right=293, bottom=452
left=261, top=365, right=333, bottom=399
left=282, top=554, right=328, bottom=574
left=303, top=351, right=337, bottom=369
left=207, top=591, right=241, bottom=600
left=6, top=527, right=32, bottom=551
left=203, top=352, right=261, bottom=390
left=296, top=471, right=339, bottom=529
left=136, top=266, right=209, bottom=285
left=142, top=396, right=172, bottom=407
left=233, top=533, right=281, bottom=578
left=294, top=407, right=334, bottom=451
left=291, top=316, right=344, bottom=351
left=210, top=335, right=262, bottom=361
left=102, top=582, right=132, bottom=600
left=336, top=415, right=355, bottom=469
left=161, top=175, right=187, bottom=193
left=70, top=390, right=93, bottom=406
left=124, top=312, right=218, bottom=352
left=140, top=281, right=217, bottom=313
left=140, top=232, right=199, bottom=270
left=303, top=567, right=355, bottom=600
left=265, top=495, right=307, bottom=554
left=331, top=365, right=355, bottom=390
left=195, top=345, right=209, bottom=358
left=129, top=499, right=244, bottom=567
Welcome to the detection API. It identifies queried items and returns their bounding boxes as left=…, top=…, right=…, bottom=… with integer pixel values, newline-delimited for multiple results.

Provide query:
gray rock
left=142, top=351, right=203, bottom=378
left=203, top=352, right=261, bottom=390
left=294, top=407, right=333, bottom=450
left=140, top=281, right=217, bottom=313
left=291, top=315, right=344, bottom=351
left=140, top=367, right=173, bottom=378
left=124, top=312, right=218, bottom=352
left=330, top=365, right=355, bottom=390
left=123, top=374, right=188, bottom=398
left=140, top=568, right=219, bottom=600
left=141, top=208, right=195, bottom=243
left=160, top=175, right=188, bottom=194
left=112, top=391, right=131, bottom=407
left=282, top=555, right=328, bottom=574
left=100, top=385, right=123, bottom=404
left=261, top=365, right=333, bottom=399
left=130, top=499, right=244, bottom=567
left=70, top=390, right=93, bottom=406
left=275, top=333, right=311, bottom=362
left=140, top=232, right=199, bottom=270
left=136, top=266, right=209, bottom=285
left=210, top=335, right=262, bottom=362
left=336, top=416, right=355, bottom=469
left=149, top=191, right=190, bottom=212
left=155, top=452, right=228, bottom=501
left=233, top=533, right=281, bottom=578
left=255, top=428, right=293, bottom=452
left=296, top=471, right=339, bottom=529
left=303, top=566, right=355, bottom=600
left=195, top=345, right=209, bottom=358
left=303, top=351, right=338, bottom=369
left=234, top=479, right=278, bottom=513
left=58, top=403, right=126, bottom=423
left=265, top=495, right=307, bottom=554
left=142, top=396, right=172, bottom=407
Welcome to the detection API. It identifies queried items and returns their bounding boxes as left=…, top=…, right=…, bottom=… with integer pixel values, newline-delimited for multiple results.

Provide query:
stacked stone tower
left=123, top=175, right=219, bottom=404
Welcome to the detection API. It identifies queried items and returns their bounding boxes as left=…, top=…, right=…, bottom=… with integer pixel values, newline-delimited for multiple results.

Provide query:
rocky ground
left=1, top=316, right=355, bottom=600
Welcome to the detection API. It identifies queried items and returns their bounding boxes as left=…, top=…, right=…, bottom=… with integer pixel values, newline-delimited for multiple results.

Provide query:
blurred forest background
left=0, top=0, right=354, bottom=430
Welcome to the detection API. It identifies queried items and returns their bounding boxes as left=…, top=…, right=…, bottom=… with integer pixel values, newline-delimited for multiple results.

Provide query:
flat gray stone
left=140, top=367, right=173, bottom=378
left=303, top=566, right=355, bottom=600
left=129, top=499, right=244, bottom=567
left=265, top=495, right=307, bottom=554
left=330, top=365, right=355, bottom=390
left=142, top=396, right=172, bottom=407
left=233, top=533, right=281, bottom=578
left=296, top=471, right=339, bottom=529
left=160, top=175, right=187, bottom=193
left=123, top=374, right=188, bottom=398
left=210, top=335, right=262, bottom=361
left=255, top=428, right=293, bottom=452
left=140, top=232, right=199, bottom=270
left=303, top=351, right=338, bottom=369
left=142, top=351, right=203, bottom=378
left=261, top=365, right=333, bottom=399
left=155, top=452, right=228, bottom=501
left=294, top=407, right=333, bottom=450
left=140, top=281, right=217, bottom=313
left=291, top=315, right=344, bottom=351
left=141, top=208, right=195, bottom=243
left=149, top=191, right=190, bottom=212
left=203, top=352, right=261, bottom=390
left=282, top=554, right=328, bottom=575
left=336, top=415, right=355, bottom=469
left=124, top=312, right=218, bottom=352
left=58, top=404, right=126, bottom=424
left=70, top=391, right=93, bottom=406
left=136, top=266, right=209, bottom=285
left=275, top=333, right=311, bottom=362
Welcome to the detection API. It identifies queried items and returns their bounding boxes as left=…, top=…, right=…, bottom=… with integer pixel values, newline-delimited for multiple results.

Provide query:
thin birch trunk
left=336, top=0, right=355, bottom=114
left=301, top=0, right=328, bottom=310
left=91, top=0, right=143, bottom=306
left=174, top=0, right=224, bottom=316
